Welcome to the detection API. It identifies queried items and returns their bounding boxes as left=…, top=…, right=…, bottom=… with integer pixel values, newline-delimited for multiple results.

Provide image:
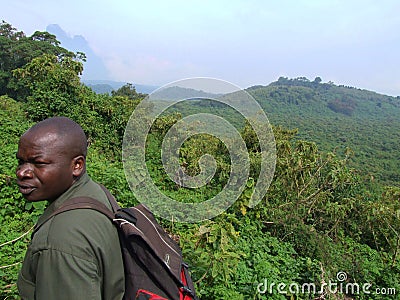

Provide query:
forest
left=0, top=21, right=399, bottom=299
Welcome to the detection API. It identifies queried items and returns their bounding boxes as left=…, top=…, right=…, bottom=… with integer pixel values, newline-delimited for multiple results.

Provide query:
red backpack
left=39, top=185, right=198, bottom=300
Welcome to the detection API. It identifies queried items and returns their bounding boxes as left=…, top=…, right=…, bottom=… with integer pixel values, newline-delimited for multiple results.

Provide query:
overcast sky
left=2, top=0, right=400, bottom=96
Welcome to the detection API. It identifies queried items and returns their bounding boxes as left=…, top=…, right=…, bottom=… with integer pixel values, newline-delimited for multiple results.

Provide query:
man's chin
left=22, top=193, right=45, bottom=202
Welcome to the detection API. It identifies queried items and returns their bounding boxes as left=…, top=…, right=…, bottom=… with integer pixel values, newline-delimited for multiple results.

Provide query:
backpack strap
left=97, top=184, right=137, bottom=224
left=180, top=262, right=197, bottom=299
left=33, top=197, right=116, bottom=235
left=97, top=184, right=121, bottom=213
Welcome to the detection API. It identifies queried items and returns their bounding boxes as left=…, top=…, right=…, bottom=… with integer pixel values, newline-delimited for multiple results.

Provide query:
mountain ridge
left=246, top=77, right=400, bottom=186
left=82, top=79, right=158, bottom=94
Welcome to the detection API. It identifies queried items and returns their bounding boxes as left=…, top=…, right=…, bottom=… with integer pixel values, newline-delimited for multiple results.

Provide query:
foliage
left=327, top=97, right=357, bottom=116
left=247, top=77, right=400, bottom=187
left=0, top=21, right=80, bottom=99
left=12, top=53, right=84, bottom=120
left=0, top=214, right=34, bottom=299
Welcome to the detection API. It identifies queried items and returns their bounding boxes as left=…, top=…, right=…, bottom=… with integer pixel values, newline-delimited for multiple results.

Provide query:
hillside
left=246, top=77, right=400, bottom=186
left=161, top=77, right=399, bottom=186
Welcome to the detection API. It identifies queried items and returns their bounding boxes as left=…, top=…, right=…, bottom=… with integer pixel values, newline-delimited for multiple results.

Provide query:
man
left=16, top=116, right=125, bottom=299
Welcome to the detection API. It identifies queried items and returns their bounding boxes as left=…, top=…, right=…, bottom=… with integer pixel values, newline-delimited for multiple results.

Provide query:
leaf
left=198, top=225, right=211, bottom=235
left=240, top=205, right=247, bottom=216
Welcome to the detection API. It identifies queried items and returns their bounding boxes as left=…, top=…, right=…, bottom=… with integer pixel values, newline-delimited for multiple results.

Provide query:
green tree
left=313, top=76, right=322, bottom=84
left=0, top=21, right=82, bottom=98
left=111, top=83, right=146, bottom=100
left=12, top=53, right=83, bottom=120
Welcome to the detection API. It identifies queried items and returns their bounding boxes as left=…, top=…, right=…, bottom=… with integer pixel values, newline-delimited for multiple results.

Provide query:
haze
left=2, top=0, right=400, bottom=96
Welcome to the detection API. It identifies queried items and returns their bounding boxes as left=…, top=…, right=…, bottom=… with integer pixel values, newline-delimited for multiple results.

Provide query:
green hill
left=164, top=77, right=400, bottom=186
left=247, top=77, right=400, bottom=186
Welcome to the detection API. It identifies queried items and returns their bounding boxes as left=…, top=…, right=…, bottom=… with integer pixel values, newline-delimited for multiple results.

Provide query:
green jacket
left=17, top=173, right=125, bottom=300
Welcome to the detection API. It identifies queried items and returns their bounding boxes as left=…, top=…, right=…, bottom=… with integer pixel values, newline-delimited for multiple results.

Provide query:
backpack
left=36, top=184, right=198, bottom=300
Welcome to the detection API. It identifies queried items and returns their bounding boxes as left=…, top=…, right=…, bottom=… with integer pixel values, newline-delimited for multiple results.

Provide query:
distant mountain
left=83, top=82, right=221, bottom=98
left=248, top=76, right=400, bottom=118
left=149, top=86, right=221, bottom=101
left=82, top=80, right=158, bottom=94
left=46, top=25, right=159, bottom=95
left=245, top=77, right=400, bottom=186
left=46, top=24, right=110, bottom=80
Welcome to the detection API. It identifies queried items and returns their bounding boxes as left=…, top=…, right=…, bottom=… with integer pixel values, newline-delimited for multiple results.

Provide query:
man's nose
left=16, top=164, right=34, bottom=179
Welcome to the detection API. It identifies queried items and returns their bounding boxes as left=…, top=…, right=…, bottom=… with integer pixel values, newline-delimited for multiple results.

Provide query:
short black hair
left=24, top=116, right=88, bottom=157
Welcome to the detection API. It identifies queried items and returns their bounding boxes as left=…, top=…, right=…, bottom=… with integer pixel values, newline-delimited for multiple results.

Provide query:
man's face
left=16, top=131, right=76, bottom=202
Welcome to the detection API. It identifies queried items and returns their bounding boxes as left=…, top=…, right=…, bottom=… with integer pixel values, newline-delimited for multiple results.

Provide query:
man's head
left=16, top=117, right=88, bottom=202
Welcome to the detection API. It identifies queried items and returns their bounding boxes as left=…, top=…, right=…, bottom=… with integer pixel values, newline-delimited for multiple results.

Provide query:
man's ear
left=72, top=155, right=86, bottom=177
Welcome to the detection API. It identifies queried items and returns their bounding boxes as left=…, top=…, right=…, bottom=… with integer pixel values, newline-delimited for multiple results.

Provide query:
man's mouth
left=18, top=185, right=36, bottom=195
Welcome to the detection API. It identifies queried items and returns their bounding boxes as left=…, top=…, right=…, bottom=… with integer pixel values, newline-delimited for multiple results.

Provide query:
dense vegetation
left=1, top=22, right=399, bottom=299
left=248, top=77, right=400, bottom=187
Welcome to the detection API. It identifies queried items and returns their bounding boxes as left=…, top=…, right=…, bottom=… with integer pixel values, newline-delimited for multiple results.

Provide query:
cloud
left=103, top=53, right=210, bottom=86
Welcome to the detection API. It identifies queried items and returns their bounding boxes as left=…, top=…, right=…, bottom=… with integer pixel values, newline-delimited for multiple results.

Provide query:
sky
left=2, top=0, right=400, bottom=96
